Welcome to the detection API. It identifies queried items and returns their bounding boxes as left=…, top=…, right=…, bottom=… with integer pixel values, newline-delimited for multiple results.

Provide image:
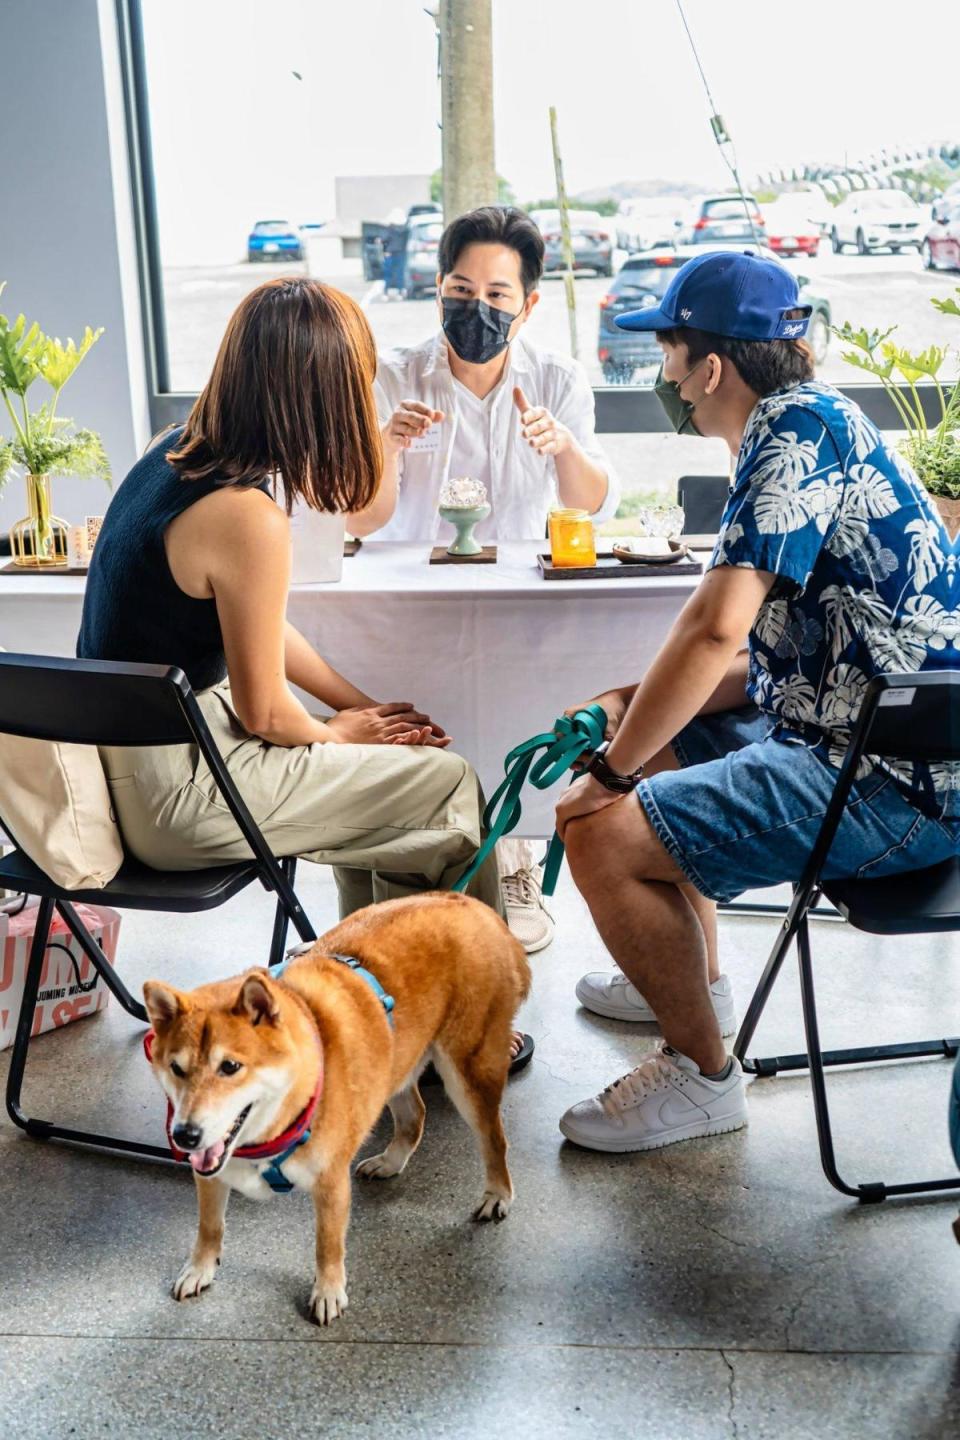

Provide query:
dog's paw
left=172, top=1255, right=219, bottom=1301
left=473, top=1191, right=512, bottom=1223
left=309, top=1281, right=349, bottom=1326
left=356, top=1151, right=403, bottom=1181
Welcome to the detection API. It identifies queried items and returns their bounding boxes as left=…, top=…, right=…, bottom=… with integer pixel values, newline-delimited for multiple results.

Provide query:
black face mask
left=654, top=359, right=706, bottom=437
left=441, top=297, right=520, bottom=365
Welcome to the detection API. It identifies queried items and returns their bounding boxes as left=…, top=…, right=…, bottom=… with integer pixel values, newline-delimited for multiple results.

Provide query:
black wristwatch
left=584, top=741, right=644, bottom=793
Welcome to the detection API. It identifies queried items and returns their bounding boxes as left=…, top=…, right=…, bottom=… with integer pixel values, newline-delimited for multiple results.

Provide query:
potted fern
left=833, top=287, right=960, bottom=539
left=0, top=282, right=111, bottom=567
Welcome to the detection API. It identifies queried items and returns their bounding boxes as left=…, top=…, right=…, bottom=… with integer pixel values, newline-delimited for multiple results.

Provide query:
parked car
left=407, top=202, right=442, bottom=222
left=922, top=201, right=960, bottom=271
left=615, top=198, right=684, bottom=253
left=403, top=217, right=443, bottom=298
left=531, top=209, right=614, bottom=277
left=763, top=198, right=822, bottom=258
left=932, top=181, right=960, bottom=225
left=679, top=193, right=766, bottom=246
left=597, top=244, right=831, bottom=383
left=597, top=251, right=679, bottom=380
left=247, top=220, right=304, bottom=263
left=829, top=189, right=925, bottom=254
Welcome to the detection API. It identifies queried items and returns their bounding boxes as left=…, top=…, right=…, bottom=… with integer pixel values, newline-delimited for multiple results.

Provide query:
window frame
left=117, top=0, right=947, bottom=441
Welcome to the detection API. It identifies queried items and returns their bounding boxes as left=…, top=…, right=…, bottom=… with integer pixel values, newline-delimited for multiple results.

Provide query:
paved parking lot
left=161, top=244, right=960, bottom=506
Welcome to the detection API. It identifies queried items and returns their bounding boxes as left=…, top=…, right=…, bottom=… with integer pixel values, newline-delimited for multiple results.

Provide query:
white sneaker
left=502, top=865, right=555, bottom=955
left=559, top=1044, right=747, bottom=1154
left=575, top=970, right=737, bottom=1037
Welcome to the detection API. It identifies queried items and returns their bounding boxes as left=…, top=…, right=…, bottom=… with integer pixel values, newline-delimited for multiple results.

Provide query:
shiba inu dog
left=143, top=892, right=531, bottom=1325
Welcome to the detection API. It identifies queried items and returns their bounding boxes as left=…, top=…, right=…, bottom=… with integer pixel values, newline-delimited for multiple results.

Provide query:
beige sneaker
left=501, top=865, right=555, bottom=954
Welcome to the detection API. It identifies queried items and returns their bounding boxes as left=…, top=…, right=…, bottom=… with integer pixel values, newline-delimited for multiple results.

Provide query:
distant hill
left=574, top=178, right=705, bottom=204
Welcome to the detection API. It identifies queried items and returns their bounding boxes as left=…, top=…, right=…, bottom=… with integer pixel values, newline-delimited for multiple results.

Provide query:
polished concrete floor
left=2, top=866, right=960, bottom=1439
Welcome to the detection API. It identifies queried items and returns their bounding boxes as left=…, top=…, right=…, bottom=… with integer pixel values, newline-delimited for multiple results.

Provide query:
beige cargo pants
left=101, top=682, right=501, bottom=919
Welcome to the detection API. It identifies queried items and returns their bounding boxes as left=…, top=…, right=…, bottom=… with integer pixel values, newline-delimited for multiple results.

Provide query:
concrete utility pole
left=439, top=0, right=497, bottom=223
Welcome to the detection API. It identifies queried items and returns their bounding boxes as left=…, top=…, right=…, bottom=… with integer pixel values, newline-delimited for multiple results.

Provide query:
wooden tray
left=430, top=545, right=498, bottom=565
left=0, top=562, right=89, bottom=576
left=538, top=551, right=703, bottom=581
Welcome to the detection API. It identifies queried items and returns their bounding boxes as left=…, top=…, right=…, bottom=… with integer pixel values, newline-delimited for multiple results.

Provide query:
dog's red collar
left=143, top=1029, right=324, bottom=1168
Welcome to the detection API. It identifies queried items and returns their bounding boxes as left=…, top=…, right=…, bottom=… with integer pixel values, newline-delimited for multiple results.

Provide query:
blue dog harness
left=277, top=947, right=395, bottom=1028
left=256, top=948, right=395, bottom=1195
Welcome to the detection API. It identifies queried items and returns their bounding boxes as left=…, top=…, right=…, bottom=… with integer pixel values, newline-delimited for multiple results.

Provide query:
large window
left=128, top=0, right=959, bottom=500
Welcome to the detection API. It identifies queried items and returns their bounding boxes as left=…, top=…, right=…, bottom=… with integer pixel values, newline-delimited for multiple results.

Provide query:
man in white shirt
left=351, top=206, right=622, bottom=949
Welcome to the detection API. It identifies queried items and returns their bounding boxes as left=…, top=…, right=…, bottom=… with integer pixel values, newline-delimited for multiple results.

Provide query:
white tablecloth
left=0, top=541, right=705, bottom=836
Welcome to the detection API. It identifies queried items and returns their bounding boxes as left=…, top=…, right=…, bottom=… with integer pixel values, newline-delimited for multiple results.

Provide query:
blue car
left=247, top=220, right=304, bottom=263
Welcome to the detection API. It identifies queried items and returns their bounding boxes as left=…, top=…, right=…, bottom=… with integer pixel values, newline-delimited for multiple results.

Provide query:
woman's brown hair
left=167, top=278, right=382, bottom=513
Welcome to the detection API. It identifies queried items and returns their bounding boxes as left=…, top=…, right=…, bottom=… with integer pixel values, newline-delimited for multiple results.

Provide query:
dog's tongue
left=190, top=1139, right=226, bottom=1174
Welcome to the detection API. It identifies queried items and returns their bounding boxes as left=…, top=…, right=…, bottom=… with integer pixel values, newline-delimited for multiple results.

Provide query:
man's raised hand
left=513, top=387, right=571, bottom=458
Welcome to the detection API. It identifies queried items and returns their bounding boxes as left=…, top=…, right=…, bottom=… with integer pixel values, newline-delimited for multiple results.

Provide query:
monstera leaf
left=931, top=291, right=960, bottom=319
left=0, top=310, right=47, bottom=397
left=838, top=346, right=894, bottom=380
left=831, top=321, right=898, bottom=359
left=881, top=342, right=947, bottom=383
left=40, top=327, right=104, bottom=394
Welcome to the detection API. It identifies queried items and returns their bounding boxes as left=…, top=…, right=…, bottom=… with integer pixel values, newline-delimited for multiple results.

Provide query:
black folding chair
left=733, top=670, right=960, bottom=1203
left=0, top=654, right=317, bottom=1163
left=676, top=474, right=730, bottom=535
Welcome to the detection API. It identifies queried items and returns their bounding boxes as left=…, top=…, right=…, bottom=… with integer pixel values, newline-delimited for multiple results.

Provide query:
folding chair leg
left=268, top=858, right=298, bottom=969
left=5, top=894, right=176, bottom=1163
left=56, top=899, right=148, bottom=1023
left=739, top=913, right=960, bottom=1203
left=733, top=909, right=799, bottom=1074
left=796, top=915, right=862, bottom=1199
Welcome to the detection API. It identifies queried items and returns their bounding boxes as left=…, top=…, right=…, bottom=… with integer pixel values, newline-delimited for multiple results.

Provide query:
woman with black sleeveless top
left=77, top=278, right=501, bottom=919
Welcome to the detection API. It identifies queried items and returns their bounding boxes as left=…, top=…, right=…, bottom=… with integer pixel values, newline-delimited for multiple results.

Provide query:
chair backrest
left=0, top=654, right=194, bottom=747
left=857, top=671, right=960, bottom=765
left=676, top=475, right=730, bottom=534
left=795, top=669, right=960, bottom=903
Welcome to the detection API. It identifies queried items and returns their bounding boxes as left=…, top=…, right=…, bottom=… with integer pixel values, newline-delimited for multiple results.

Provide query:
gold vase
left=10, top=474, right=69, bottom=568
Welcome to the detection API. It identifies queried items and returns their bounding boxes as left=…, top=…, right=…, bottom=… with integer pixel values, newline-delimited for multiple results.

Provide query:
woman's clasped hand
left=326, top=702, right=451, bottom=748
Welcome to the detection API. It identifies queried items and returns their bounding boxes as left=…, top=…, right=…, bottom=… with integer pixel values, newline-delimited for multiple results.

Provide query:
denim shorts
left=636, top=706, right=960, bottom=905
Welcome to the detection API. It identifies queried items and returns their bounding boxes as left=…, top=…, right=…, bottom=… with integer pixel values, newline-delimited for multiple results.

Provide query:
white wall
left=0, top=0, right=150, bottom=531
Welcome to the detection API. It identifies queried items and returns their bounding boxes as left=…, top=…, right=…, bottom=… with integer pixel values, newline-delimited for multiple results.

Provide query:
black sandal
left=419, top=1033, right=535, bottom=1086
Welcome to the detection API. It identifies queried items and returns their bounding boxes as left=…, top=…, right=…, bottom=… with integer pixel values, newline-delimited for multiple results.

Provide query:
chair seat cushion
left=0, top=845, right=260, bottom=911
left=824, top=857, right=960, bottom=934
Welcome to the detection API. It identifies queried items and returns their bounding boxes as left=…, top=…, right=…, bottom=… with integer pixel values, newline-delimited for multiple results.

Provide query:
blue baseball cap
left=614, top=250, right=811, bottom=340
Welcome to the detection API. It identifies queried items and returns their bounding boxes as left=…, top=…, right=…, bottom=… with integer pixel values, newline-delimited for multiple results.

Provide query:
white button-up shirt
left=372, top=332, right=621, bottom=543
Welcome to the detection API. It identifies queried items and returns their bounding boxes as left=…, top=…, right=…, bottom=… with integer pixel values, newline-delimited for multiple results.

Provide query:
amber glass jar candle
left=548, top=507, right=597, bottom=568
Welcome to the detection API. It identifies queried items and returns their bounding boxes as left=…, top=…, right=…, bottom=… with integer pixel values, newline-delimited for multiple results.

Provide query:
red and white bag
left=0, top=903, right=122, bottom=1050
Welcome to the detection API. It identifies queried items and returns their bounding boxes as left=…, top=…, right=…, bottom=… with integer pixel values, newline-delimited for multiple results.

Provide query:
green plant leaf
left=39, top=326, right=105, bottom=393
left=831, top=321, right=898, bottom=356
left=931, top=289, right=960, bottom=318
left=0, top=311, right=47, bottom=396
left=883, top=342, right=947, bottom=383
left=838, top=346, right=893, bottom=379
left=0, top=437, right=15, bottom=489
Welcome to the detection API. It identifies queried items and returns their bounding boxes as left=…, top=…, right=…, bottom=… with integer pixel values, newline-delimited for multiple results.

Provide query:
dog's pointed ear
left=143, top=981, right=185, bottom=1030
left=237, top=971, right=281, bottom=1027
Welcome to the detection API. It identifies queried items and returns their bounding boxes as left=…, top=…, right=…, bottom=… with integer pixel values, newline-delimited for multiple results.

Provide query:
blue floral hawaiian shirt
left=710, top=380, right=959, bottom=811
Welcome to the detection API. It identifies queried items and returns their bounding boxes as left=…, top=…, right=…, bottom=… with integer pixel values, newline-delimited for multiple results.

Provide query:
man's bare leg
left=643, top=741, right=719, bottom=984
left=565, top=793, right=727, bottom=1076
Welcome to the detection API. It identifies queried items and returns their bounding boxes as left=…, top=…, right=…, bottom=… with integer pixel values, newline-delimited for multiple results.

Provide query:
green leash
left=452, top=704, right=608, bottom=898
